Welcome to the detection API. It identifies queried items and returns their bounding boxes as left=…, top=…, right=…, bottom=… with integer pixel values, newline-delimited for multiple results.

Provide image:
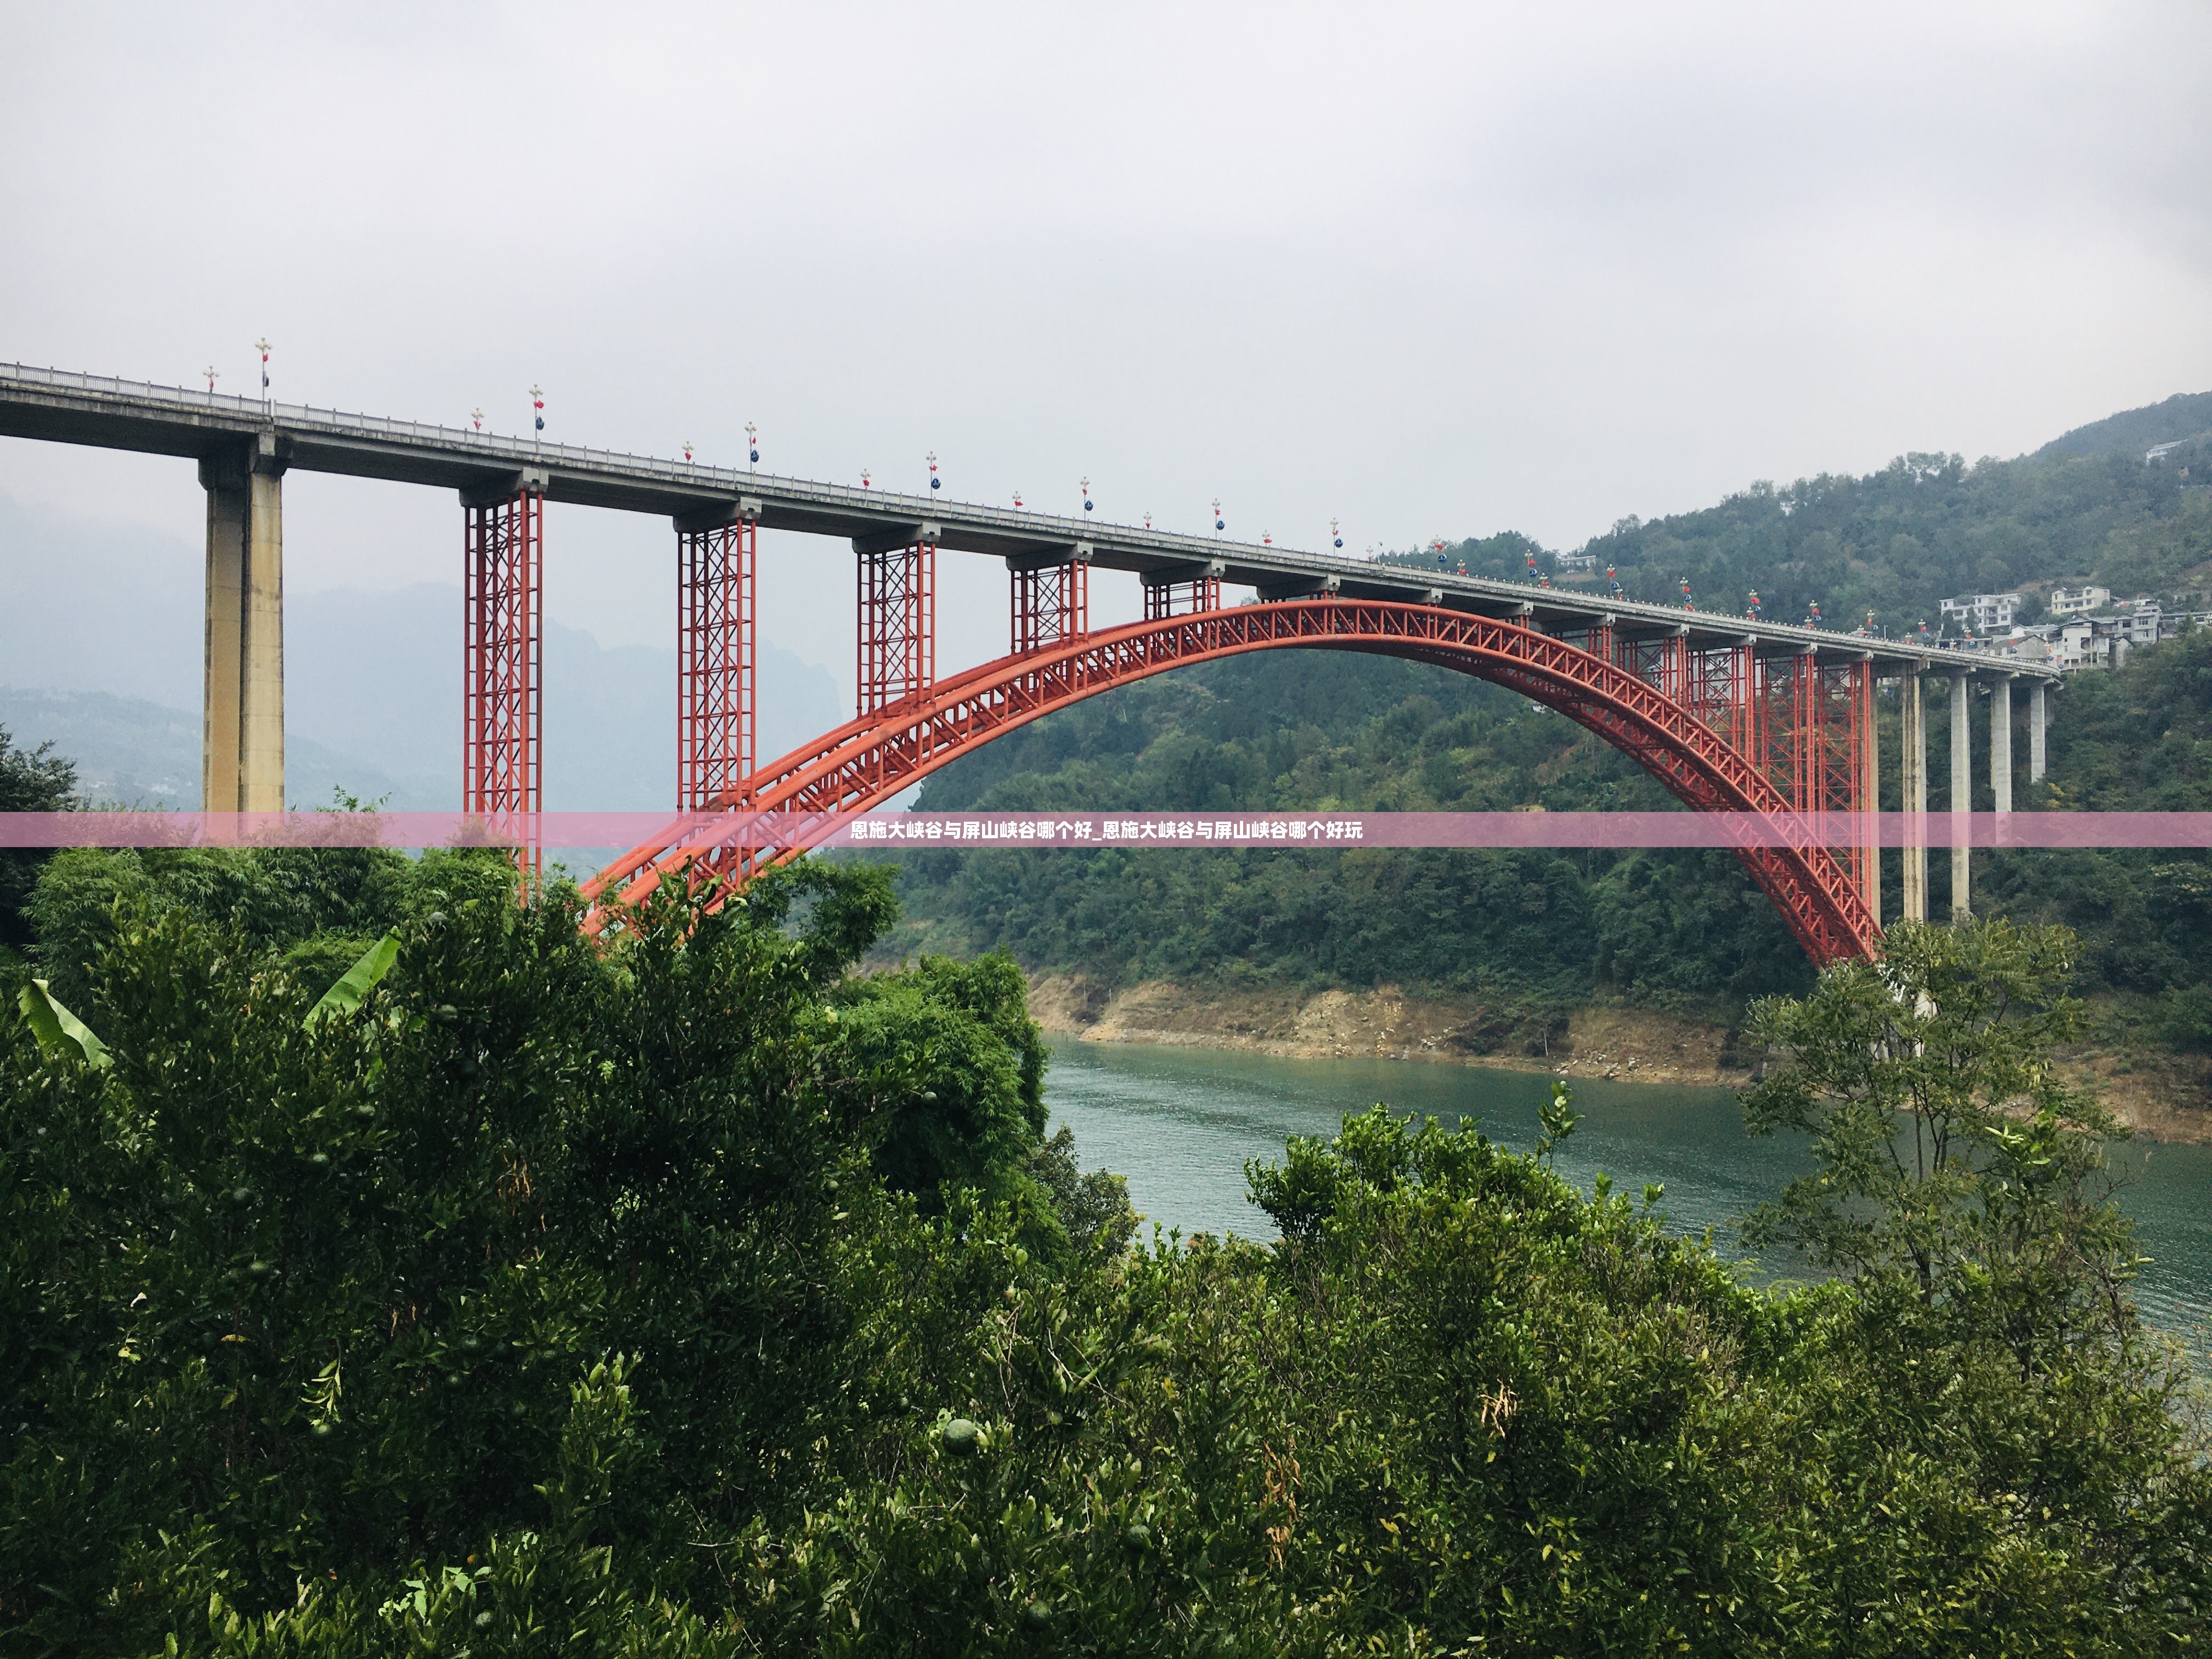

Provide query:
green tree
left=0, top=724, right=76, bottom=960
left=1742, top=918, right=2131, bottom=1312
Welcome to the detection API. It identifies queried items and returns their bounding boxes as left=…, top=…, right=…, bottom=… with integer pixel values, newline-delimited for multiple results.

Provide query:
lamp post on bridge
left=530, top=385, right=544, bottom=448
left=204, top=365, right=218, bottom=395
left=255, top=338, right=270, bottom=409
left=746, top=422, right=758, bottom=469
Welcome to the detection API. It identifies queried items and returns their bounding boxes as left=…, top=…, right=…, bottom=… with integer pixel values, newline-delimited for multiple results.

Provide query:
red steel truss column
left=1620, top=634, right=1684, bottom=699
left=1684, top=643, right=1741, bottom=737
left=1557, top=620, right=1614, bottom=666
left=1011, top=546, right=1090, bottom=653
left=1730, top=642, right=1760, bottom=759
left=1776, top=654, right=1871, bottom=900
left=677, top=509, right=757, bottom=810
left=857, top=538, right=935, bottom=714
left=1142, top=560, right=1224, bottom=621
left=463, top=473, right=545, bottom=876
left=1751, top=651, right=1796, bottom=788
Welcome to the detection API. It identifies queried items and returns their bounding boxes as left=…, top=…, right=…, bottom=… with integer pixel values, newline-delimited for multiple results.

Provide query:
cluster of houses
left=1935, top=585, right=2202, bottom=671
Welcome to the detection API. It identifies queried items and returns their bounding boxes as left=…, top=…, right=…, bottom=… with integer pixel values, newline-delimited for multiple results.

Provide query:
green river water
left=1043, top=1036, right=2212, bottom=1335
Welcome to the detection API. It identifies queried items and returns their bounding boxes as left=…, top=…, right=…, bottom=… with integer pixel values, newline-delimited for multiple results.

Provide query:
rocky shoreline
left=1028, top=973, right=2212, bottom=1144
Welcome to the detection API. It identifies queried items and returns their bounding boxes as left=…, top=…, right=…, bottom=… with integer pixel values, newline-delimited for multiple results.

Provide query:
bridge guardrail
left=0, top=360, right=2062, bottom=679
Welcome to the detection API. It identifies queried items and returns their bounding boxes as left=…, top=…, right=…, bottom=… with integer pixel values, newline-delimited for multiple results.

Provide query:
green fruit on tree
left=941, top=1418, right=982, bottom=1458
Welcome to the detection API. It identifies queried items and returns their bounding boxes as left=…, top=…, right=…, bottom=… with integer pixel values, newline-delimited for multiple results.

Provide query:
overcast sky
left=4, top=2, right=2209, bottom=698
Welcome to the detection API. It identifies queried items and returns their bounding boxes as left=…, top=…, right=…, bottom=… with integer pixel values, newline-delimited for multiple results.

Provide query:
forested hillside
left=889, top=393, right=2212, bottom=1051
left=890, top=635, right=2212, bottom=1046
left=888, top=651, right=1816, bottom=1021
left=1412, top=391, right=2212, bottom=631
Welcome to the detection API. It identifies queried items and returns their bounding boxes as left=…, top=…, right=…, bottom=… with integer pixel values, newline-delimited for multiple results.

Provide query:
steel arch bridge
left=580, top=599, right=1880, bottom=966
left=2, top=364, right=2055, bottom=949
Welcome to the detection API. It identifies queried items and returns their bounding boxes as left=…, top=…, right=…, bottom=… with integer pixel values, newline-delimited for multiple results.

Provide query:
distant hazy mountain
left=0, top=686, right=429, bottom=810
left=0, top=490, right=842, bottom=811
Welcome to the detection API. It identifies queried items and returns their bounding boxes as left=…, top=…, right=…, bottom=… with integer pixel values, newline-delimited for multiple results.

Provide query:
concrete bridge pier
left=199, top=433, right=286, bottom=812
left=1861, top=661, right=1880, bottom=924
left=1899, top=672, right=1927, bottom=922
left=1949, top=670, right=1971, bottom=918
left=2029, top=680, right=2048, bottom=783
left=1991, top=673, right=2014, bottom=816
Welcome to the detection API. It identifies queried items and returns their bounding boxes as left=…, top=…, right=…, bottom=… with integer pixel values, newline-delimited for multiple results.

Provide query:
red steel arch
left=582, top=600, right=1878, bottom=966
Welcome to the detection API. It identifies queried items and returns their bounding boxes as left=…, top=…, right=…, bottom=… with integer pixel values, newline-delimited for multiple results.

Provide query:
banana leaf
left=18, top=978, right=112, bottom=1068
left=305, top=932, right=402, bottom=1028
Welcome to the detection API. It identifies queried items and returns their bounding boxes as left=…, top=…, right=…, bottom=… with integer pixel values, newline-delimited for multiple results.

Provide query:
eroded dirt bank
left=1028, top=974, right=1743, bottom=1086
left=1028, top=974, right=2212, bottom=1144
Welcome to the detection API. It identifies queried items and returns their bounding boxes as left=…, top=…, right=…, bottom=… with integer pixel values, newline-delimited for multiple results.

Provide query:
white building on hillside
left=2049, top=584, right=2111, bottom=616
left=1939, top=591, right=2022, bottom=633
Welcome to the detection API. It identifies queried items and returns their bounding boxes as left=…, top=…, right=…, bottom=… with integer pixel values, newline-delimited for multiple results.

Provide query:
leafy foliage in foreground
left=0, top=721, right=76, bottom=958
left=3, top=872, right=2206, bottom=1652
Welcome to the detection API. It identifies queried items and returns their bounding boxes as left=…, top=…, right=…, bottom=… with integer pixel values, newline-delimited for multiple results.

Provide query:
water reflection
left=1044, top=1036, right=2212, bottom=1334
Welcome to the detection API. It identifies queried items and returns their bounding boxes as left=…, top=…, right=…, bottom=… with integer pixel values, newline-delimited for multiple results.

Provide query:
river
left=1044, top=1036, right=2212, bottom=1335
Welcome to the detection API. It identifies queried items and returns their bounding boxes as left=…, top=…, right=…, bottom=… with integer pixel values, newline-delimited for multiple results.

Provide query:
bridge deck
left=0, top=363, right=2054, bottom=679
